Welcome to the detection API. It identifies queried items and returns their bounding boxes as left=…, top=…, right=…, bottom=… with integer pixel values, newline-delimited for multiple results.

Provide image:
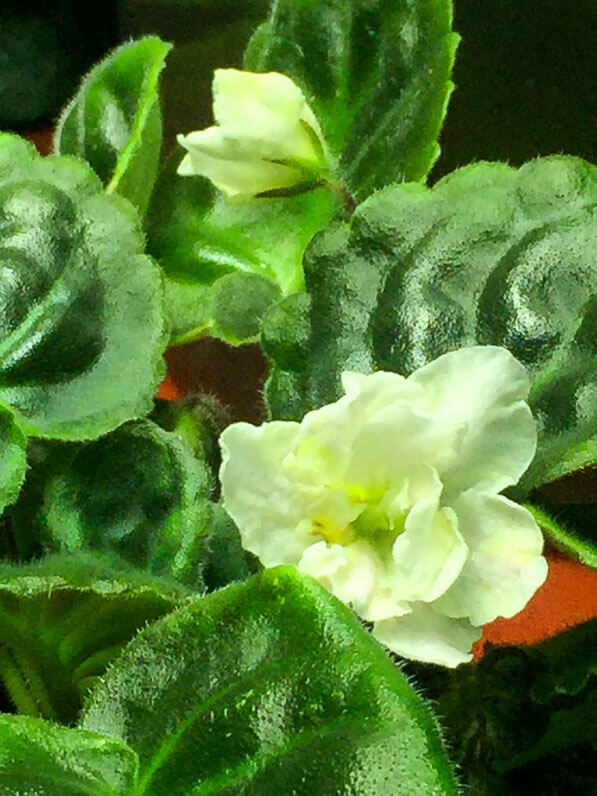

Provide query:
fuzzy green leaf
left=0, top=714, right=138, bottom=795
left=147, top=152, right=339, bottom=344
left=245, top=0, right=458, bottom=200
left=55, top=37, right=172, bottom=216
left=263, top=157, right=597, bottom=493
left=0, top=134, right=166, bottom=440
left=37, top=420, right=210, bottom=590
left=0, top=405, right=26, bottom=512
left=433, top=624, right=597, bottom=788
left=81, top=566, right=458, bottom=795
left=524, top=502, right=597, bottom=568
left=0, top=552, right=186, bottom=724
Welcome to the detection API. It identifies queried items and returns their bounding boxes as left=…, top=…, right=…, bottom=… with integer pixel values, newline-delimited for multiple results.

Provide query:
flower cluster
left=219, top=346, right=548, bottom=667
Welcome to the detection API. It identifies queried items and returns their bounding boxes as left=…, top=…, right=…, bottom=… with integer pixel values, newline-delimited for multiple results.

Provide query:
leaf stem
left=0, top=645, right=58, bottom=719
left=322, top=176, right=357, bottom=216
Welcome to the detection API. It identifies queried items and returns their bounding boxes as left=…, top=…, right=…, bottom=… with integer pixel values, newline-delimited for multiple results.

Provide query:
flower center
left=309, top=480, right=409, bottom=556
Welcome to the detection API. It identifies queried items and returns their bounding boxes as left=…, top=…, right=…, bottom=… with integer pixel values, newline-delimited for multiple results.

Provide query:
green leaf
left=432, top=645, right=550, bottom=784
left=55, top=37, right=172, bottom=217
left=263, top=157, right=597, bottom=493
left=2, top=437, right=73, bottom=561
left=0, top=134, right=166, bottom=440
left=7, top=422, right=257, bottom=592
left=199, top=500, right=261, bottom=591
left=524, top=502, right=597, bottom=568
left=0, top=552, right=186, bottom=724
left=81, top=567, right=458, bottom=795
left=38, top=420, right=211, bottom=590
left=434, top=623, right=597, bottom=788
left=245, top=0, right=458, bottom=200
left=0, top=714, right=138, bottom=795
left=150, top=393, right=232, bottom=485
left=147, top=150, right=339, bottom=344
left=0, top=404, right=27, bottom=512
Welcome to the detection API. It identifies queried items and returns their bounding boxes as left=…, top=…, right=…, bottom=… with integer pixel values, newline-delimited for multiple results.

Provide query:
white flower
left=219, top=346, right=548, bottom=667
left=176, top=69, right=330, bottom=200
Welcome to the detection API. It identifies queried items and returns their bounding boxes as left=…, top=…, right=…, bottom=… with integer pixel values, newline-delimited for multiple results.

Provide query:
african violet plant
left=0, top=0, right=596, bottom=793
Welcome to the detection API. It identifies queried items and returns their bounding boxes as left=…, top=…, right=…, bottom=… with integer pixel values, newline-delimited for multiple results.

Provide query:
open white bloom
left=219, top=347, right=548, bottom=667
left=176, top=69, right=330, bottom=200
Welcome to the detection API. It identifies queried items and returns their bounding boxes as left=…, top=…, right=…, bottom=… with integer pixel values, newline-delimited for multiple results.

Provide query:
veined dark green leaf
left=433, top=623, right=597, bottom=789
left=39, top=419, right=211, bottom=590
left=198, top=500, right=261, bottom=592
left=0, top=404, right=27, bottom=512
left=0, top=134, right=166, bottom=440
left=81, top=567, right=458, bottom=795
left=524, top=502, right=597, bottom=568
left=6, top=426, right=257, bottom=593
left=147, top=151, right=339, bottom=344
left=0, top=552, right=187, bottom=724
left=263, top=156, right=597, bottom=493
left=0, top=714, right=138, bottom=795
left=55, top=37, right=172, bottom=217
left=245, top=0, right=458, bottom=200
left=150, top=393, right=231, bottom=485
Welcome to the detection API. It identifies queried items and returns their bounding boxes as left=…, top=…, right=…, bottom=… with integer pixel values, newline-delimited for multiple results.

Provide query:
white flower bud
left=177, top=69, right=331, bottom=200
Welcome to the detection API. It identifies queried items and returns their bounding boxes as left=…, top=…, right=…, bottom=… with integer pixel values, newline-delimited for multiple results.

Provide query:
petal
left=281, top=429, right=348, bottom=488
left=301, top=371, right=429, bottom=482
left=213, top=70, right=305, bottom=131
left=212, top=70, right=322, bottom=164
left=406, top=346, right=537, bottom=494
left=176, top=151, right=196, bottom=176
left=431, top=491, right=548, bottom=625
left=390, top=469, right=468, bottom=602
left=179, top=127, right=270, bottom=161
left=219, top=421, right=313, bottom=565
left=373, top=604, right=482, bottom=667
left=343, top=406, right=464, bottom=490
left=298, top=541, right=411, bottom=622
left=340, top=370, right=409, bottom=414
left=177, top=132, right=301, bottom=198
left=339, top=371, right=466, bottom=485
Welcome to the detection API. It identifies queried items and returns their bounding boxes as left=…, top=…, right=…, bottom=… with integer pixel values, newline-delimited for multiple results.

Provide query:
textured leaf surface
left=39, top=420, right=211, bottom=590
left=525, top=503, right=597, bottom=568
left=0, top=405, right=26, bottom=512
left=0, top=553, right=186, bottom=724
left=82, top=567, right=458, bottom=795
left=147, top=154, right=338, bottom=344
left=245, top=0, right=458, bottom=200
left=0, top=714, right=137, bottom=795
left=55, top=37, right=171, bottom=216
left=432, top=624, right=597, bottom=789
left=263, top=157, right=597, bottom=492
left=0, top=134, right=166, bottom=439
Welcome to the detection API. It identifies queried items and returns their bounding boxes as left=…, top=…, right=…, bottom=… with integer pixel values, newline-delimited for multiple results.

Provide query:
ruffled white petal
left=392, top=501, right=468, bottom=603
left=431, top=491, right=548, bottom=625
left=406, top=346, right=537, bottom=495
left=298, top=541, right=411, bottom=622
left=176, top=132, right=301, bottom=198
left=219, top=421, right=310, bottom=565
left=177, top=70, right=329, bottom=198
left=373, top=604, right=483, bottom=667
left=343, top=405, right=464, bottom=490
left=213, top=70, right=326, bottom=165
left=218, top=345, right=546, bottom=668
